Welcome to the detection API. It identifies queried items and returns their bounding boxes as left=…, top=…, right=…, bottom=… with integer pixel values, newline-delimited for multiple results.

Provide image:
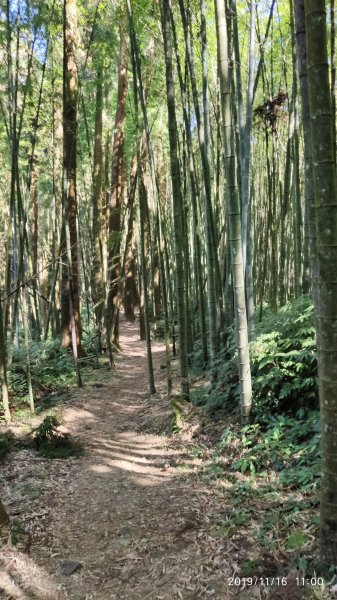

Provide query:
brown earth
left=1, top=318, right=321, bottom=600
left=1, top=318, right=237, bottom=599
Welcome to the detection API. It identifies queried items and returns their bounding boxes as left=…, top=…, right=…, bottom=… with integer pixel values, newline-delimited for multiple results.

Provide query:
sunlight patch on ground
left=129, top=475, right=170, bottom=487
left=62, top=408, right=97, bottom=427
left=93, top=438, right=179, bottom=456
left=89, top=457, right=172, bottom=477
left=90, top=464, right=112, bottom=473
left=0, top=548, right=59, bottom=600
left=93, top=448, right=159, bottom=465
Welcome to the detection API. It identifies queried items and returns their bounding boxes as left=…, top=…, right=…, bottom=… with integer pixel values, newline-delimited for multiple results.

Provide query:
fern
left=191, top=295, right=318, bottom=417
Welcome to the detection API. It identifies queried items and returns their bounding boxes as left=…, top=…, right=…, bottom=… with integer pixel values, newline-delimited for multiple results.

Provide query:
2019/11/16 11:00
left=228, top=576, right=325, bottom=587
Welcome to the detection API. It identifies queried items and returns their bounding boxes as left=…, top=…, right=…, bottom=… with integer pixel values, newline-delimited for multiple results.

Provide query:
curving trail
left=2, top=317, right=234, bottom=599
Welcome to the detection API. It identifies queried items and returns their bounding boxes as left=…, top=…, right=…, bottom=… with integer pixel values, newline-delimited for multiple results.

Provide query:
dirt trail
left=2, top=318, right=234, bottom=599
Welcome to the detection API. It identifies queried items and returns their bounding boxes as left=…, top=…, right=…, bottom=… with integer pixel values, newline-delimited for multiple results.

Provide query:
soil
left=0, top=317, right=320, bottom=599
left=1, top=318, right=236, bottom=599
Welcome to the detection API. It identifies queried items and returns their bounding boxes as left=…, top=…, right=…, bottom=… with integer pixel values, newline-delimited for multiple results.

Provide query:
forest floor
left=0, top=317, right=328, bottom=600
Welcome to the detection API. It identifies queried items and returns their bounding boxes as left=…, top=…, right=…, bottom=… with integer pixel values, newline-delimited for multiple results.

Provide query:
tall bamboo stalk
left=162, top=0, right=189, bottom=401
left=215, top=0, right=252, bottom=421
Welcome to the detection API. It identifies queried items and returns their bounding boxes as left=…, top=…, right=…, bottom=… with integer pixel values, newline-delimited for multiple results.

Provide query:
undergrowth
left=188, top=295, right=323, bottom=583
left=1, top=324, right=109, bottom=421
left=191, top=294, right=317, bottom=416
left=33, top=415, right=84, bottom=459
left=0, top=430, right=15, bottom=459
left=190, top=296, right=320, bottom=494
left=9, top=339, right=76, bottom=409
left=221, top=408, right=320, bottom=487
left=200, top=413, right=322, bottom=581
left=193, top=295, right=320, bottom=482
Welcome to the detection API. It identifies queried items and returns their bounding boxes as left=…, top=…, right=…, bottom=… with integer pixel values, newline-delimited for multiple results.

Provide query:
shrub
left=191, top=295, right=318, bottom=417
left=33, top=415, right=83, bottom=460
left=9, top=339, right=76, bottom=405
left=0, top=430, right=15, bottom=459
left=225, top=409, right=320, bottom=490
left=250, top=295, right=317, bottom=419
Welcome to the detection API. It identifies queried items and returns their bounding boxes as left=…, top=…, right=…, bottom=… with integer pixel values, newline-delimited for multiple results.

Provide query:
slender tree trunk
left=331, top=0, right=336, bottom=163
left=294, top=0, right=317, bottom=301
left=152, top=226, right=161, bottom=331
left=0, top=290, right=11, bottom=424
left=127, top=5, right=156, bottom=387
left=21, top=288, right=34, bottom=413
left=139, top=172, right=156, bottom=394
left=162, top=0, right=189, bottom=401
left=215, top=0, right=252, bottom=421
left=170, top=11, right=207, bottom=364
left=52, top=103, right=62, bottom=337
left=123, top=156, right=139, bottom=322
left=91, top=65, right=105, bottom=350
left=200, top=0, right=219, bottom=375
left=241, top=0, right=255, bottom=327
left=279, top=127, right=292, bottom=306
left=155, top=198, right=172, bottom=393
left=179, top=0, right=219, bottom=370
left=304, top=0, right=337, bottom=567
left=106, top=28, right=128, bottom=354
left=61, top=0, right=83, bottom=357
left=290, top=0, right=302, bottom=299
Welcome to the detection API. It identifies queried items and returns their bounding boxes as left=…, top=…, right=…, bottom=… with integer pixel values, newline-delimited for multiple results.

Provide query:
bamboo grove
left=0, top=0, right=337, bottom=568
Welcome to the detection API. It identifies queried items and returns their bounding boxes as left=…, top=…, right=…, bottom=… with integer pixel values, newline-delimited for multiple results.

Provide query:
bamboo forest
left=1, top=0, right=337, bottom=597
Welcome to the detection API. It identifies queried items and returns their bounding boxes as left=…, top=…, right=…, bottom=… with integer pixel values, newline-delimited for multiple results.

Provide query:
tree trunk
left=61, top=0, right=83, bottom=357
left=91, top=65, right=105, bottom=349
left=179, top=0, right=219, bottom=370
left=123, top=156, right=139, bottom=322
left=241, top=0, right=255, bottom=327
left=162, top=0, right=189, bottom=401
left=331, top=0, right=336, bottom=163
left=0, top=290, right=11, bottom=424
left=294, top=0, right=317, bottom=304
left=215, top=0, right=252, bottom=421
left=304, top=0, right=337, bottom=567
left=170, top=12, right=208, bottom=364
left=200, top=0, right=219, bottom=375
left=106, top=27, right=128, bottom=353
left=139, top=171, right=156, bottom=394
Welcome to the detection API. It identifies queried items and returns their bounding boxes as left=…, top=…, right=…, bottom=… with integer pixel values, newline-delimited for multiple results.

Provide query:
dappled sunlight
left=129, top=475, right=170, bottom=487
left=116, top=331, right=165, bottom=359
left=1, top=0, right=327, bottom=593
left=93, top=448, right=165, bottom=465
left=89, top=457, right=171, bottom=478
left=117, top=338, right=147, bottom=357
left=68, top=321, right=179, bottom=484
left=96, top=401, right=139, bottom=413
left=90, top=464, right=112, bottom=473
left=91, top=438, right=179, bottom=456
left=1, top=318, right=208, bottom=599
left=0, top=318, right=236, bottom=600
left=0, top=548, right=60, bottom=600
left=87, top=439, right=198, bottom=482
left=61, top=408, right=97, bottom=428
left=121, top=371, right=148, bottom=380
left=88, top=441, right=175, bottom=480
